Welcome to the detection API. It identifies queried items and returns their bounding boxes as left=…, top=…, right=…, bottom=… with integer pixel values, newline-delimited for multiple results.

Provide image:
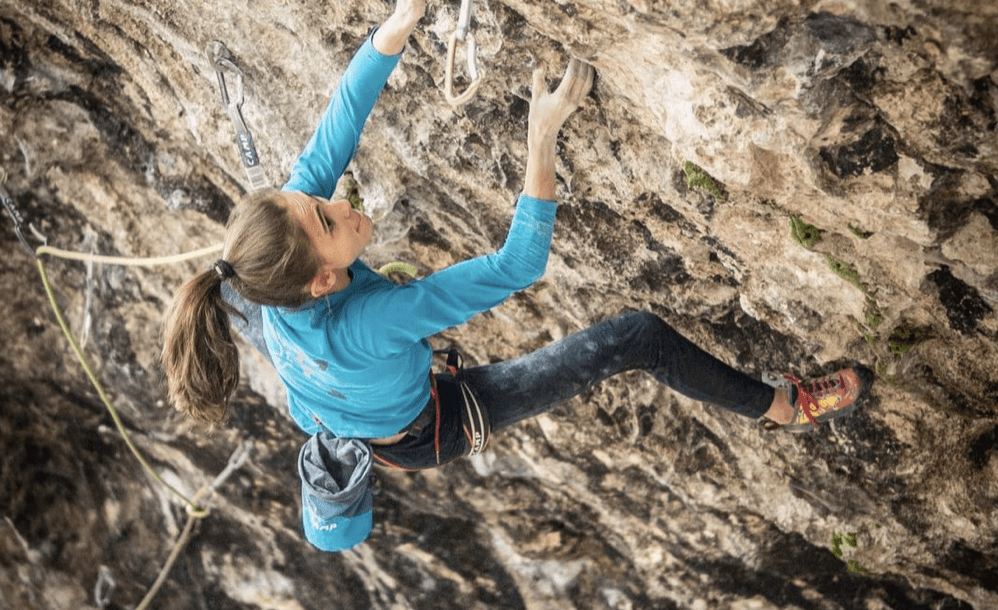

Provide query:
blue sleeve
left=345, top=195, right=558, bottom=356
left=282, top=31, right=402, bottom=198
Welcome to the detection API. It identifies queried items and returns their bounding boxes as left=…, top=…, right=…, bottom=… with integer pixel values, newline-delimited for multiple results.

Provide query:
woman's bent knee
left=615, top=310, right=666, bottom=334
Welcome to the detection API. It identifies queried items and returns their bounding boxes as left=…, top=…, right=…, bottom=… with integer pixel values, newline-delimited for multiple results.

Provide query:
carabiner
left=93, top=565, right=116, bottom=609
left=1, top=176, right=45, bottom=258
left=208, top=42, right=268, bottom=191
left=444, top=0, right=482, bottom=106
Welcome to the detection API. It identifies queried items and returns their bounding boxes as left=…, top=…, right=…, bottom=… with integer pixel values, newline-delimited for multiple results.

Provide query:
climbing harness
left=437, top=348, right=491, bottom=457
left=209, top=41, right=269, bottom=191
left=460, top=379, right=489, bottom=455
left=370, top=349, right=489, bottom=471
left=444, top=0, right=483, bottom=106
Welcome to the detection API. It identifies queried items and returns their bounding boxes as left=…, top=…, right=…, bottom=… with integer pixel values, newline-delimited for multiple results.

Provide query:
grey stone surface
left=1, top=0, right=996, bottom=608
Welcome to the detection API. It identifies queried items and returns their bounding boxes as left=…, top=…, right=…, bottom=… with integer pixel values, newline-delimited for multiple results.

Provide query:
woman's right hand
left=521, top=58, right=595, bottom=201
left=528, top=59, right=595, bottom=146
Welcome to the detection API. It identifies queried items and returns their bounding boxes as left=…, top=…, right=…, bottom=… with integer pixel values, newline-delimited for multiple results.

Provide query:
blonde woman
left=163, top=0, right=868, bottom=551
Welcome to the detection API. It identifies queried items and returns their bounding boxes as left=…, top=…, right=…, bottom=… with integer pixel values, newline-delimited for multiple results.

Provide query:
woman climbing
left=162, top=0, right=870, bottom=551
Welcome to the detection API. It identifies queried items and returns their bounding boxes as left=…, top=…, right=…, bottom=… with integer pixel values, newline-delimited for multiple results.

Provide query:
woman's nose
left=318, top=199, right=350, bottom=220
left=333, top=199, right=352, bottom=218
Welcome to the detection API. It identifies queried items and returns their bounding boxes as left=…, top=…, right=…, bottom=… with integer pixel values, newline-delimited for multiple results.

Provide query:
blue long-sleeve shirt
left=260, top=34, right=557, bottom=439
left=219, top=31, right=557, bottom=553
left=281, top=32, right=395, bottom=198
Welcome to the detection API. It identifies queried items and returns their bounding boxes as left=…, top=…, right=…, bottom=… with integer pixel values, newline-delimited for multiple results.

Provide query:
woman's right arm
left=522, top=59, right=595, bottom=201
left=347, top=59, right=595, bottom=355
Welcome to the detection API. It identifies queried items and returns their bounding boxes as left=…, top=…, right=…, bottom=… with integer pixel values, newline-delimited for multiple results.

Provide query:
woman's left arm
left=283, top=0, right=426, bottom=198
left=373, top=0, right=425, bottom=55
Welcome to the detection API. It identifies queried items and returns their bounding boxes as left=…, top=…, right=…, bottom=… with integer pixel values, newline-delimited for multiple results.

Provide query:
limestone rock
left=1, top=0, right=996, bottom=608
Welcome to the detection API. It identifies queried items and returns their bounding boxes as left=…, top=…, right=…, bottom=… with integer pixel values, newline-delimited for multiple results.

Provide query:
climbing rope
left=444, top=0, right=482, bottom=106
left=36, top=242, right=223, bottom=266
left=35, top=250, right=224, bottom=515
left=37, top=242, right=252, bottom=609
left=5, top=176, right=250, bottom=608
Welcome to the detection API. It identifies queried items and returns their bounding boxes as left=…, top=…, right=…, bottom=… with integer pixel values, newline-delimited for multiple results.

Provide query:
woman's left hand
left=391, top=0, right=426, bottom=26
left=373, top=0, right=426, bottom=55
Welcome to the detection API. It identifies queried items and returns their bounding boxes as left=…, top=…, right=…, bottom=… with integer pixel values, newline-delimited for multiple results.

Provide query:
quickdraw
left=444, top=0, right=482, bottom=106
left=209, top=42, right=269, bottom=191
left=1, top=176, right=45, bottom=258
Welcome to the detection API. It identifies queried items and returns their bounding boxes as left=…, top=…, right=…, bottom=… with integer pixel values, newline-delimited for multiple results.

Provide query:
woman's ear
left=308, top=269, right=338, bottom=298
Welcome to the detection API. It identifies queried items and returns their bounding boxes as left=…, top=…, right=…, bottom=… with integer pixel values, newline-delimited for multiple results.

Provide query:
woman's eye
left=317, top=206, right=332, bottom=233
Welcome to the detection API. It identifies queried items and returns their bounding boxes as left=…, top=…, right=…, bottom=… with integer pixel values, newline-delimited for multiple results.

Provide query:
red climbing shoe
left=765, top=368, right=867, bottom=432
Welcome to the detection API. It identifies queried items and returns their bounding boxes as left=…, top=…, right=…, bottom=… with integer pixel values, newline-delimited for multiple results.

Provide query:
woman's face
left=285, top=193, right=373, bottom=272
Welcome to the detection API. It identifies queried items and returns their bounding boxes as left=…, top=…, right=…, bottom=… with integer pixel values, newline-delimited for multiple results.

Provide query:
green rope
left=36, top=255, right=207, bottom=516
left=377, top=261, right=418, bottom=278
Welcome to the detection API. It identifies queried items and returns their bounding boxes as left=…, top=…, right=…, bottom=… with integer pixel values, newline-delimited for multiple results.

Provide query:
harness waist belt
left=400, top=373, right=437, bottom=436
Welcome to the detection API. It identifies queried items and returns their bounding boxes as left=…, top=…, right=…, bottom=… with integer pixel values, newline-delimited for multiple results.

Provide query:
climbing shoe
left=762, top=368, right=869, bottom=432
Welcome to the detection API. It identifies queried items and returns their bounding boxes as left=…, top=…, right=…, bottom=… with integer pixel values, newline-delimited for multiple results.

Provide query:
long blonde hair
left=161, top=189, right=320, bottom=425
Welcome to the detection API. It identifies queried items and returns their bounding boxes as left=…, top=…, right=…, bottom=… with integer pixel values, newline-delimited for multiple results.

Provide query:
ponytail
left=161, top=270, right=241, bottom=426
left=161, top=189, right=320, bottom=425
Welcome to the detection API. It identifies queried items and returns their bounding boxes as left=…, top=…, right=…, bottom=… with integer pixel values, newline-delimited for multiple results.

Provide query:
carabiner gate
left=443, top=0, right=482, bottom=106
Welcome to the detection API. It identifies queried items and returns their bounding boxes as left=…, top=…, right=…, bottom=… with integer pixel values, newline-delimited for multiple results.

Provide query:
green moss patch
left=789, top=216, right=822, bottom=248
left=342, top=171, right=364, bottom=211
left=848, top=223, right=874, bottom=239
left=825, top=254, right=864, bottom=291
left=682, top=161, right=726, bottom=201
left=887, top=324, right=931, bottom=357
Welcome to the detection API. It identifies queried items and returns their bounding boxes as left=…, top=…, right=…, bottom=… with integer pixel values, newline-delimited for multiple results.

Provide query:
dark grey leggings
left=373, top=312, right=775, bottom=470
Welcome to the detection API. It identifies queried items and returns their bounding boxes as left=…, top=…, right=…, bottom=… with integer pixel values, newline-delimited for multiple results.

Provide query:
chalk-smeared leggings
left=372, top=311, right=776, bottom=470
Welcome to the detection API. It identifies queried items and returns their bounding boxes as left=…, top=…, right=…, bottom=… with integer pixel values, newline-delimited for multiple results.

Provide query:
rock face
left=2, top=0, right=997, bottom=608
